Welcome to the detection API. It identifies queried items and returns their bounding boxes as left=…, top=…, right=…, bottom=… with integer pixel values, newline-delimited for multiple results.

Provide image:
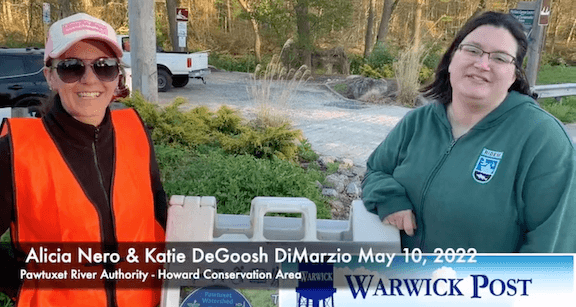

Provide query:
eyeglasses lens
left=56, top=59, right=85, bottom=83
left=56, top=59, right=119, bottom=83
left=93, top=59, right=120, bottom=82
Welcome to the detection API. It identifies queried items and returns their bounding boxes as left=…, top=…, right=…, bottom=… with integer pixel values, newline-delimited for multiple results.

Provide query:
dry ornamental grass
left=248, top=50, right=311, bottom=129
left=394, top=46, right=425, bottom=108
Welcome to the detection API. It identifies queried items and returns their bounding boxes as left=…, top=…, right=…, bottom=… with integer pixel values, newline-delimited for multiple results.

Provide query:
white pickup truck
left=117, top=35, right=210, bottom=92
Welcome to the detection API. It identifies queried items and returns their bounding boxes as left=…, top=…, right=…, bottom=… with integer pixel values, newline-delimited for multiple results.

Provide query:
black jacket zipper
left=93, top=128, right=117, bottom=307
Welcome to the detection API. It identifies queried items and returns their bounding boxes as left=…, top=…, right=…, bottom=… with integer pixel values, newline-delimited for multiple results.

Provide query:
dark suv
left=0, top=48, right=50, bottom=116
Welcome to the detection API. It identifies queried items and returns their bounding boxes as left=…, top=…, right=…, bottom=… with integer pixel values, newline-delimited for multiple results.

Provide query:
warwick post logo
left=472, top=148, right=503, bottom=184
left=344, top=273, right=531, bottom=299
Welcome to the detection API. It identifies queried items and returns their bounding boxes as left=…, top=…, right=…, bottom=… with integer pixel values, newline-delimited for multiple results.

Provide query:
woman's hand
left=383, top=209, right=417, bottom=236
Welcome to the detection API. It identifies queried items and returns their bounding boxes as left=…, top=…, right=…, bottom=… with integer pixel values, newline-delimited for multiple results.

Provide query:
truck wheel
left=157, top=69, right=172, bottom=92
left=15, top=97, right=42, bottom=117
left=172, top=76, right=189, bottom=88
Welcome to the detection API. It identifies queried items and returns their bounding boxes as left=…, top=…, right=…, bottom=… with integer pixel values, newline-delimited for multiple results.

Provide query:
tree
left=237, top=0, right=262, bottom=62
left=295, top=0, right=312, bottom=68
left=376, top=0, right=397, bottom=44
left=364, top=0, right=375, bottom=58
left=166, top=0, right=180, bottom=51
left=2, top=0, right=14, bottom=25
left=413, top=0, right=424, bottom=51
left=250, top=0, right=352, bottom=67
left=81, top=0, right=92, bottom=12
left=58, top=0, right=74, bottom=18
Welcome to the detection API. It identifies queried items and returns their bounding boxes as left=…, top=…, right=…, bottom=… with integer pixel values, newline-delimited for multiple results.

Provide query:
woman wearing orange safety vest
left=0, top=13, right=166, bottom=306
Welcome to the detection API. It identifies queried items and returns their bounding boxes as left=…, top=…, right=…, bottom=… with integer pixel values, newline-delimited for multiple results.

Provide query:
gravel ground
left=157, top=70, right=412, bottom=168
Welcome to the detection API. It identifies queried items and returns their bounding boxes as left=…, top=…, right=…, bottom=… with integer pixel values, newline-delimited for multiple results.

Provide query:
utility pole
left=128, top=0, right=158, bottom=102
left=525, top=0, right=550, bottom=88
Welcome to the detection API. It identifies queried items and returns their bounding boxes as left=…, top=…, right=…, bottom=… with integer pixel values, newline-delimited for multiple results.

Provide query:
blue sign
left=180, top=286, right=252, bottom=307
left=510, top=9, right=535, bottom=34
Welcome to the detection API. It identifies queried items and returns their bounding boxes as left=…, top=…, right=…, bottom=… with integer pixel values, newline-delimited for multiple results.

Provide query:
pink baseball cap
left=44, top=13, right=122, bottom=62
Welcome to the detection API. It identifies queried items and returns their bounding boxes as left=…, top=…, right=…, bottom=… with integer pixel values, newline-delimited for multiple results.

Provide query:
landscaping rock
left=330, top=200, right=346, bottom=219
left=319, top=156, right=336, bottom=167
left=327, top=76, right=400, bottom=105
left=322, top=188, right=338, bottom=197
left=346, top=181, right=362, bottom=197
left=325, top=174, right=348, bottom=193
left=339, top=158, right=354, bottom=170
left=312, top=156, right=367, bottom=220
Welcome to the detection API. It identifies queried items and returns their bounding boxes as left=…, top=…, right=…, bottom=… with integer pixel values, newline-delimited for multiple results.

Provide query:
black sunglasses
left=51, top=58, right=120, bottom=83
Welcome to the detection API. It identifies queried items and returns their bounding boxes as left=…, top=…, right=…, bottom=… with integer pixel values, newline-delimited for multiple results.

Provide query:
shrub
left=326, top=162, right=340, bottom=175
left=122, top=92, right=303, bottom=161
left=298, top=139, right=320, bottom=162
left=348, top=53, right=366, bottom=75
left=209, top=51, right=258, bottom=72
left=0, top=293, right=13, bottom=307
left=540, top=97, right=576, bottom=123
left=216, top=124, right=301, bottom=161
left=360, top=64, right=394, bottom=79
left=156, top=144, right=331, bottom=219
left=421, top=42, right=444, bottom=71
left=367, top=42, right=396, bottom=68
left=540, top=53, right=568, bottom=67
left=419, top=65, right=435, bottom=83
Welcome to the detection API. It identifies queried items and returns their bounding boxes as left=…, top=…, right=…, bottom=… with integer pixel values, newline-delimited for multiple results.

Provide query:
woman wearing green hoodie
left=362, top=12, right=576, bottom=253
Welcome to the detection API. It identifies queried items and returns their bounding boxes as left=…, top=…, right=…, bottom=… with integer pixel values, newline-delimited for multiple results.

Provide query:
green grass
left=536, top=65, right=576, bottom=85
left=536, top=65, right=576, bottom=123
left=539, top=98, right=576, bottom=123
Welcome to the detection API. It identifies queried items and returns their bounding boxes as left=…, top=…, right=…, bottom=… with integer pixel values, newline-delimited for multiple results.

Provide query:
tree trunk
left=81, top=0, right=92, bottom=12
left=413, top=0, right=424, bottom=51
left=58, top=0, right=73, bottom=18
left=567, top=17, right=576, bottom=44
left=24, top=0, right=31, bottom=43
left=166, top=0, right=179, bottom=51
left=295, top=0, right=311, bottom=69
left=3, top=0, right=12, bottom=25
left=549, top=7, right=562, bottom=54
left=249, top=17, right=261, bottom=62
left=237, top=0, right=262, bottom=62
left=376, top=0, right=395, bottom=44
left=227, top=0, right=232, bottom=32
left=364, top=0, right=375, bottom=58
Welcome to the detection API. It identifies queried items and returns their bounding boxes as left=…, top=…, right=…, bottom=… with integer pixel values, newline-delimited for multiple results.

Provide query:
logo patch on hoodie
left=473, top=148, right=503, bottom=184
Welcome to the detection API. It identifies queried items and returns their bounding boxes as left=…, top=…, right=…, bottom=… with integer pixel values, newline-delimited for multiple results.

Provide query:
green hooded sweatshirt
left=362, top=91, right=576, bottom=253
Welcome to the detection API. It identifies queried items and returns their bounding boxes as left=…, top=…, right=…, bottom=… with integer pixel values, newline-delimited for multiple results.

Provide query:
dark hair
left=421, top=11, right=536, bottom=104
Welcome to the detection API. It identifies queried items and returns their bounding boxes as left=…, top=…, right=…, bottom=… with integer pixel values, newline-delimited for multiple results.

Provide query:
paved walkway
left=158, top=71, right=411, bottom=167
left=158, top=71, right=576, bottom=168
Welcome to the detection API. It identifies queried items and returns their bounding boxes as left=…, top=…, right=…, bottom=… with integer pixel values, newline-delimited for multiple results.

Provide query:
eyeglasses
left=457, top=44, right=516, bottom=65
left=50, top=58, right=120, bottom=83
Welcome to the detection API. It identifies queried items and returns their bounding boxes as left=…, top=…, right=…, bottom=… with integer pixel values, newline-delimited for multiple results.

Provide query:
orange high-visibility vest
left=2, top=109, right=165, bottom=307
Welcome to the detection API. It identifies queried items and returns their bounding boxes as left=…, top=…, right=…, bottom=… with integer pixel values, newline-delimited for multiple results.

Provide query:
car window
left=25, top=55, right=44, bottom=73
left=0, top=55, right=26, bottom=77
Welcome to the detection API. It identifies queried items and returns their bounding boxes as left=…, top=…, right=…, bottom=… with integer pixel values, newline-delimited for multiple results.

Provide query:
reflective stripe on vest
left=6, top=109, right=164, bottom=307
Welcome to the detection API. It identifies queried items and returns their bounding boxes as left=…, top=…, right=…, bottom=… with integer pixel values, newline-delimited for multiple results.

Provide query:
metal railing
left=532, top=83, right=576, bottom=101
